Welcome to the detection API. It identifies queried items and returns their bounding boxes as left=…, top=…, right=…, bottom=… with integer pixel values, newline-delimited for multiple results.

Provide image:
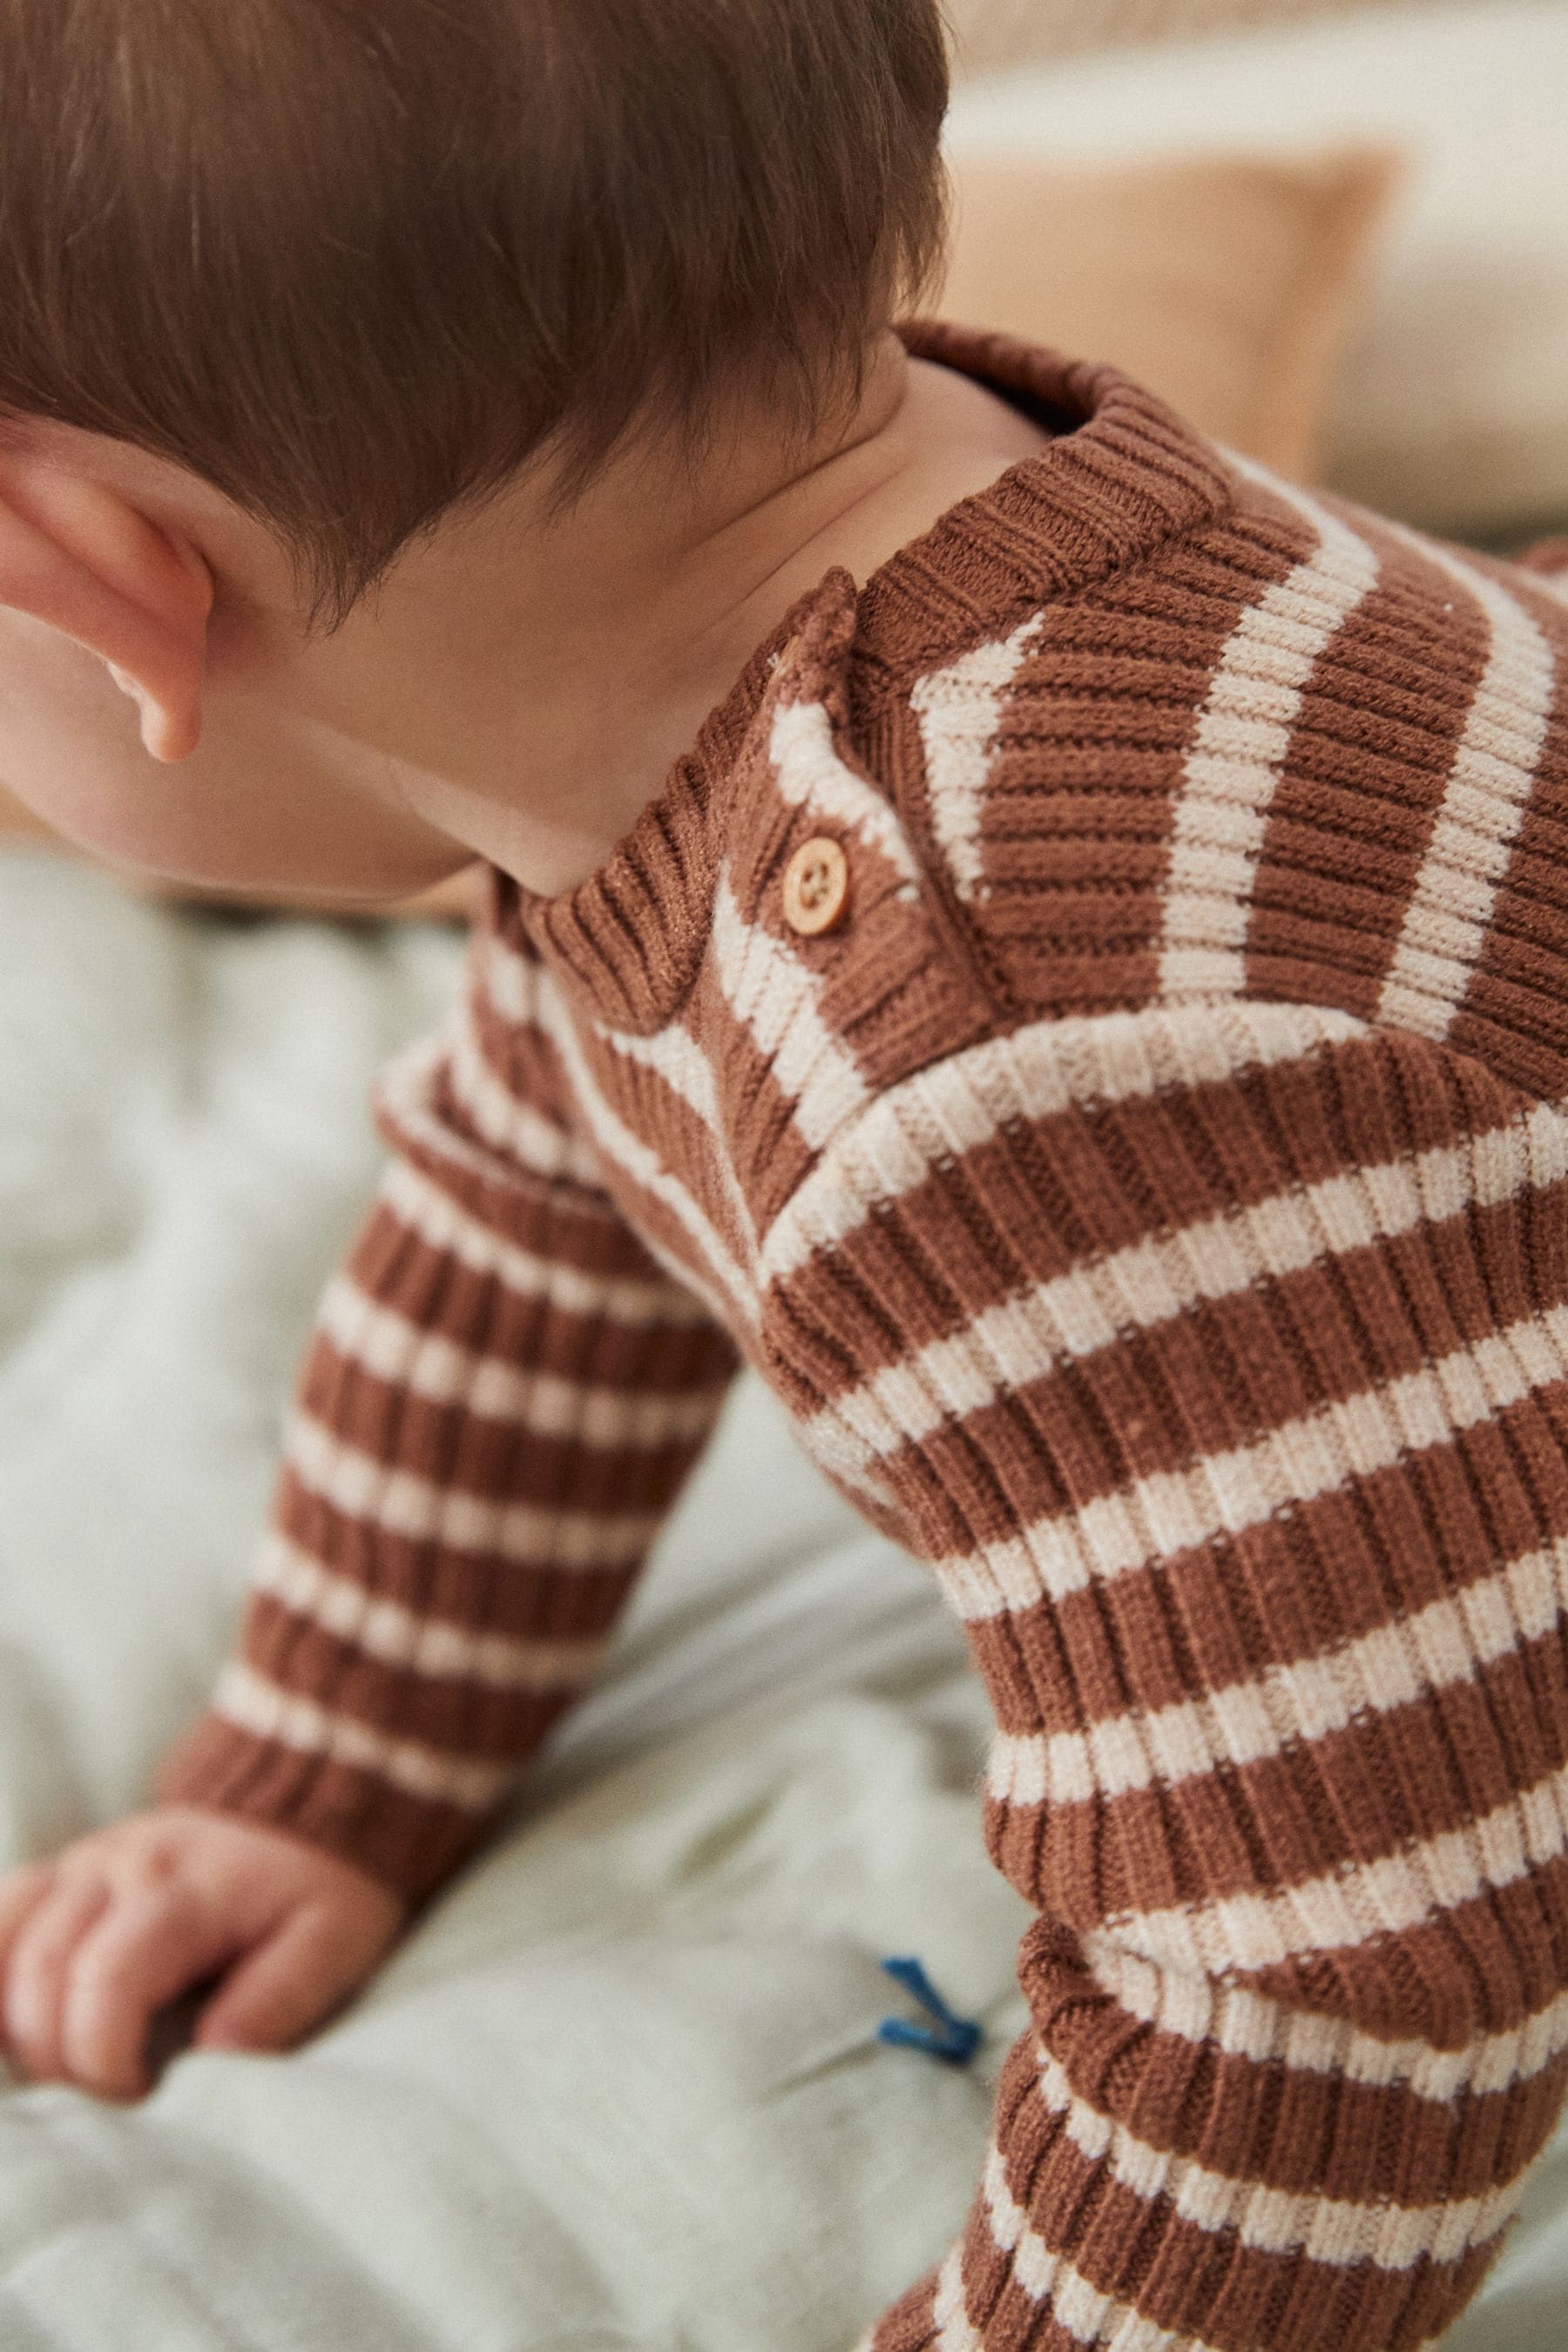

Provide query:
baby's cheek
left=0, top=612, right=469, bottom=901
left=0, top=774, right=61, bottom=844
left=0, top=618, right=166, bottom=863
left=0, top=749, right=205, bottom=876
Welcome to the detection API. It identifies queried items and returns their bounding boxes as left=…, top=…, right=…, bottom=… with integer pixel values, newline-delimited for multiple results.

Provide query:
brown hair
left=0, top=0, right=951, bottom=625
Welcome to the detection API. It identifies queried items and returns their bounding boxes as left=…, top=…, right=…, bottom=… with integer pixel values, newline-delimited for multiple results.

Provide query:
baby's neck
left=309, top=334, right=1057, bottom=901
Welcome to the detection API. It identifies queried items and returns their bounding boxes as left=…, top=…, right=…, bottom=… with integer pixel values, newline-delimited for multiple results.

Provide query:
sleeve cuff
left=153, top=1707, right=505, bottom=1906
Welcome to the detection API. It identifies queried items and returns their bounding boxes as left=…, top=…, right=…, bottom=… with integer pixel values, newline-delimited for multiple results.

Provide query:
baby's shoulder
left=774, top=472, right=1568, bottom=1108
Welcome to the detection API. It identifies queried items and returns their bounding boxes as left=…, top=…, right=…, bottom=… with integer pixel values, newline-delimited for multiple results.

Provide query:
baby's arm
left=0, top=907, right=735, bottom=2095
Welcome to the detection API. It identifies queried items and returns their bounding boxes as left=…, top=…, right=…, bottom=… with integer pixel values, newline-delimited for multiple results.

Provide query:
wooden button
left=782, top=836, right=850, bottom=936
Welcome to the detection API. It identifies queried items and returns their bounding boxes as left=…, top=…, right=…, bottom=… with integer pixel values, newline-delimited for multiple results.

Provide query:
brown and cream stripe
left=159, top=322, right=1568, bottom=2349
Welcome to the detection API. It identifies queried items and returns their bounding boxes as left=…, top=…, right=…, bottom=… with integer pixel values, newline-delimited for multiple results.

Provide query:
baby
left=0, top=4, right=1566, bottom=2348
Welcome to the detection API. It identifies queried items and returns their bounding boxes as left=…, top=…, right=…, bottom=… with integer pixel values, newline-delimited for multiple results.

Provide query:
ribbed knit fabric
left=157, top=320, right=1568, bottom=2350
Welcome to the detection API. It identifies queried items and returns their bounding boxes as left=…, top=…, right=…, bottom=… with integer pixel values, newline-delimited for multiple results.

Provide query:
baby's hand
left=0, top=1807, right=406, bottom=2100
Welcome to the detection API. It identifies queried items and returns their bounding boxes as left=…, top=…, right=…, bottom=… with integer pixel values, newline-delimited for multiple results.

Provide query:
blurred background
left=941, top=0, right=1568, bottom=552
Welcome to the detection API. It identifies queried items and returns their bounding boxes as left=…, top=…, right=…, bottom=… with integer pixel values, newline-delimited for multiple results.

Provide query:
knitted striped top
left=159, top=321, right=1568, bottom=2352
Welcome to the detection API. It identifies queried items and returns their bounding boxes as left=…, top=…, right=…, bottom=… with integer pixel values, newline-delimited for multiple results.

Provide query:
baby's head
left=0, top=0, right=949, bottom=894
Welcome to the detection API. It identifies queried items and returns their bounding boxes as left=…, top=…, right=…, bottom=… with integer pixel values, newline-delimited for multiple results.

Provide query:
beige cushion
left=939, top=146, right=1402, bottom=478
left=943, top=1, right=1568, bottom=539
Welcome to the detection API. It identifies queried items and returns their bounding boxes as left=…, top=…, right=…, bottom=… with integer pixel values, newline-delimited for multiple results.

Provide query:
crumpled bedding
left=0, top=849, right=1563, bottom=2349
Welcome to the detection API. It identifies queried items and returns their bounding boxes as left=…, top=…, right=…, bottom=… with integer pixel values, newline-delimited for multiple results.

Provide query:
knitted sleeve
left=155, top=916, right=740, bottom=1903
left=763, top=997, right=1568, bottom=2352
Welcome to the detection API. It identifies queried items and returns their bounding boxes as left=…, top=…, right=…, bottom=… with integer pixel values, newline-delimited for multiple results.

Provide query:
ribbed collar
left=505, top=318, right=1236, bottom=1032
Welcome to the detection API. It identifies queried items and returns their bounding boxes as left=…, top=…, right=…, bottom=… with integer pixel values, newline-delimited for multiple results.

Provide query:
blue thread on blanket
left=875, top=1955, right=982, bottom=2065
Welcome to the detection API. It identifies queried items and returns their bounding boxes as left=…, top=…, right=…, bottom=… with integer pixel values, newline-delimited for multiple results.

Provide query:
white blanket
left=0, top=851, right=1563, bottom=2347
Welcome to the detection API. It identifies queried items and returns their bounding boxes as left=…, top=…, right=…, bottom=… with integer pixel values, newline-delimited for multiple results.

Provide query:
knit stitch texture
left=159, top=320, right=1568, bottom=2350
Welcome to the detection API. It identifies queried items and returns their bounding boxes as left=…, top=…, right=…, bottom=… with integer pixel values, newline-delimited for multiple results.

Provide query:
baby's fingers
left=60, top=1885, right=240, bottom=2099
left=0, top=1862, right=58, bottom=2078
left=0, top=1862, right=57, bottom=1981
left=3, top=1871, right=110, bottom=2084
left=194, top=1903, right=382, bottom=2057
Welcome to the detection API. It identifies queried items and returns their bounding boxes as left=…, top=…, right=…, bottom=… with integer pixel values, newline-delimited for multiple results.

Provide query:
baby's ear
left=0, top=451, right=213, bottom=760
